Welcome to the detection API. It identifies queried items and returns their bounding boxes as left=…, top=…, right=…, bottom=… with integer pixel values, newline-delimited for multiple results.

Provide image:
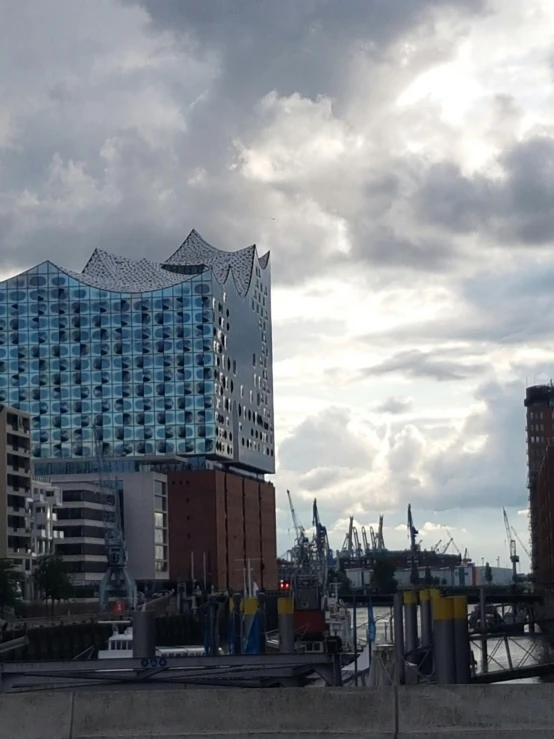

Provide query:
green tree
left=0, top=558, right=21, bottom=617
left=484, top=562, right=493, bottom=585
left=371, top=557, right=398, bottom=593
left=34, top=556, right=73, bottom=614
left=328, top=568, right=352, bottom=595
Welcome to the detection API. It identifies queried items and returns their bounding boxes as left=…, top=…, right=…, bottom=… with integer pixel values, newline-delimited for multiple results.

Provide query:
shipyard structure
left=0, top=230, right=277, bottom=596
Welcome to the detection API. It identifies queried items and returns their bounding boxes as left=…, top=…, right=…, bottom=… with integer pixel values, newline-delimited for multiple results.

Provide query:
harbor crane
left=341, top=515, right=364, bottom=560
left=287, top=489, right=305, bottom=543
left=95, top=432, right=137, bottom=612
left=407, top=504, right=419, bottom=583
left=312, top=498, right=330, bottom=588
left=341, top=515, right=355, bottom=558
left=511, top=526, right=531, bottom=560
left=377, top=515, right=386, bottom=550
left=502, top=507, right=520, bottom=583
left=361, top=526, right=372, bottom=554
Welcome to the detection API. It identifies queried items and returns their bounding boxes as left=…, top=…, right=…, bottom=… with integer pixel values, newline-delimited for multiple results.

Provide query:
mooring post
left=433, top=596, right=456, bottom=684
left=232, top=593, right=242, bottom=655
left=393, top=591, right=405, bottom=685
left=452, top=595, right=470, bottom=683
left=479, top=586, right=488, bottom=674
left=132, top=610, right=156, bottom=659
left=420, top=589, right=433, bottom=648
left=257, top=591, right=267, bottom=654
left=404, top=590, right=418, bottom=654
left=277, top=596, right=295, bottom=653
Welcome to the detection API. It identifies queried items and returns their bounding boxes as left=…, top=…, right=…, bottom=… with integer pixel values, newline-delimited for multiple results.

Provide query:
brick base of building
left=167, top=469, right=277, bottom=592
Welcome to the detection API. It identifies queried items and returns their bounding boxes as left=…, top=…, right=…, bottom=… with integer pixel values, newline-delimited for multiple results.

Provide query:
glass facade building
left=0, top=230, right=274, bottom=475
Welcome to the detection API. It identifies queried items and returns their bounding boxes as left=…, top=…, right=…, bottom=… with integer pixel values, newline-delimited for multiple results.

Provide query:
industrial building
left=0, top=230, right=277, bottom=594
left=524, top=383, right=554, bottom=583
left=167, top=468, right=277, bottom=591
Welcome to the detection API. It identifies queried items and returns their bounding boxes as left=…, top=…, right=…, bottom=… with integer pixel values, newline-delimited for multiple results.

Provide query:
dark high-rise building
left=524, top=384, right=554, bottom=583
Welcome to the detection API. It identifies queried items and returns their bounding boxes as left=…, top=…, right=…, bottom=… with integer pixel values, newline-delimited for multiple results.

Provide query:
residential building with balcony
left=0, top=405, right=33, bottom=579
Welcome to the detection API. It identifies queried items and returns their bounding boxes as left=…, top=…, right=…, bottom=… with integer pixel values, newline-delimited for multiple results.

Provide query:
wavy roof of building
left=56, top=229, right=270, bottom=295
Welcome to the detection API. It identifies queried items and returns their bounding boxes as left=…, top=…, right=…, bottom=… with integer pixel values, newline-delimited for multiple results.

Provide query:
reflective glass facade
left=0, top=231, right=274, bottom=474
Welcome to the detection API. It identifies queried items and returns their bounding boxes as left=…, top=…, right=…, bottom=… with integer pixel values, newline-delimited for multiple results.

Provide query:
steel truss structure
left=0, top=653, right=343, bottom=693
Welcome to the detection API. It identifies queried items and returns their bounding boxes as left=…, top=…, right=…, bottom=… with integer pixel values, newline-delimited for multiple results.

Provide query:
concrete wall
left=3, top=685, right=554, bottom=738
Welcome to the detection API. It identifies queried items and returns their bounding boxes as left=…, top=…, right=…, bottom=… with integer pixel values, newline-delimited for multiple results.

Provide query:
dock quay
left=341, top=588, right=541, bottom=607
left=3, top=685, right=554, bottom=738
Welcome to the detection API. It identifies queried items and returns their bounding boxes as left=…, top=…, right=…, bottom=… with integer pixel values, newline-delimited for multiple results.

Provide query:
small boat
left=97, top=621, right=215, bottom=659
left=468, top=605, right=525, bottom=635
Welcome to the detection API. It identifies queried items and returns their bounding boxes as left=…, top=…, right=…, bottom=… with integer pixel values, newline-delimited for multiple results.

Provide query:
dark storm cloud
left=416, top=135, right=554, bottom=246
left=361, top=349, right=488, bottom=382
left=132, top=0, right=484, bottom=101
left=347, top=225, right=459, bottom=272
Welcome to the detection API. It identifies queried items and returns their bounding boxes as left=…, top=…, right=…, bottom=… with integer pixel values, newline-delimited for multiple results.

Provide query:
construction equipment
left=361, top=526, right=371, bottom=554
left=312, top=498, right=330, bottom=588
left=511, top=526, right=531, bottom=560
left=377, top=515, right=386, bottom=550
left=285, top=490, right=326, bottom=596
left=442, top=537, right=453, bottom=555
left=287, top=489, right=305, bottom=544
left=341, top=515, right=355, bottom=558
left=95, top=432, right=137, bottom=612
left=352, top=523, right=363, bottom=559
left=502, top=508, right=520, bottom=584
left=407, top=504, right=419, bottom=583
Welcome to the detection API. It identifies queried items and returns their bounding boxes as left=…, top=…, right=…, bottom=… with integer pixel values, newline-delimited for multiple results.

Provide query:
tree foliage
left=34, top=556, right=73, bottom=612
left=371, top=557, right=398, bottom=593
left=328, top=567, right=352, bottom=595
left=0, top=558, right=21, bottom=616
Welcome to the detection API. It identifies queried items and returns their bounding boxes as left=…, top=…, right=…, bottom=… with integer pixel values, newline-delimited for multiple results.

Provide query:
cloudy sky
left=3, top=0, right=554, bottom=570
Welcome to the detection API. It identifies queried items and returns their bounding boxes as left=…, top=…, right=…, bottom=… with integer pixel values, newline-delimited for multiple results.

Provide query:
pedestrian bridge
left=3, top=684, right=554, bottom=737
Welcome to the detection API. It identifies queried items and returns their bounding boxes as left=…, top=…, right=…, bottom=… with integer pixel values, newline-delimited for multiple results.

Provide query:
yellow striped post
left=452, top=595, right=470, bottom=683
left=433, top=596, right=456, bottom=683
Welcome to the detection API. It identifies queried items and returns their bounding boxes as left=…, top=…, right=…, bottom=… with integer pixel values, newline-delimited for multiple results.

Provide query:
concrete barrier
left=72, top=688, right=395, bottom=738
left=397, top=684, right=554, bottom=737
left=1, top=688, right=396, bottom=739
left=3, top=686, right=554, bottom=738
left=0, top=691, right=73, bottom=739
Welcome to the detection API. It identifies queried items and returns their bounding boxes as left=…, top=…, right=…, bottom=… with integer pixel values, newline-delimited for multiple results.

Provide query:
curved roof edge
left=1, top=229, right=270, bottom=296
left=165, top=229, right=269, bottom=297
